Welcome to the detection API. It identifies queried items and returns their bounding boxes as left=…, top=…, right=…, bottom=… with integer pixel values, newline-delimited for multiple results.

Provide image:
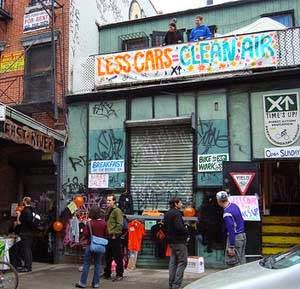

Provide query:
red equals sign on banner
left=172, top=54, right=179, bottom=62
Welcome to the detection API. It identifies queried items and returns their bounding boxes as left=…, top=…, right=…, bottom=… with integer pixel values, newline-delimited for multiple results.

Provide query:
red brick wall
left=0, top=0, right=69, bottom=129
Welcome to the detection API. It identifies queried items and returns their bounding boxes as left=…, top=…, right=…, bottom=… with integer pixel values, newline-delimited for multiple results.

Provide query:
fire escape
left=0, top=0, right=65, bottom=122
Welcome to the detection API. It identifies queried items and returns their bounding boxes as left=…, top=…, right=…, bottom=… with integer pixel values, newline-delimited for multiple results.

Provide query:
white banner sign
left=265, top=146, right=300, bottom=159
left=198, top=153, right=229, bottom=172
left=88, top=173, right=109, bottom=188
left=24, top=10, right=50, bottom=32
left=263, top=92, right=300, bottom=146
left=91, top=160, right=124, bottom=173
left=229, top=195, right=260, bottom=221
left=95, top=32, right=278, bottom=87
left=0, top=105, right=6, bottom=121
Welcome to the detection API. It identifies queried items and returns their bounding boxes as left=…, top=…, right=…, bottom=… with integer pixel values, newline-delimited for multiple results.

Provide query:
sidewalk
left=18, top=263, right=221, bottom=289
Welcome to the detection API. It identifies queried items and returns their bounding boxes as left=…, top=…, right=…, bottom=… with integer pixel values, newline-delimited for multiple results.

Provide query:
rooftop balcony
left=72, top=28, right=300, bottom=94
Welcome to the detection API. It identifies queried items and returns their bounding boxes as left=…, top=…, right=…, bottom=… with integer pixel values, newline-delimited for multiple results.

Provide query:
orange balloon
left=53, top=221, right=63, bottom=232
left=74, top=196, right=84, bottom=207
left=15, top=206, right=24, bottom=212
left=183, top=207, right=196, bottom=217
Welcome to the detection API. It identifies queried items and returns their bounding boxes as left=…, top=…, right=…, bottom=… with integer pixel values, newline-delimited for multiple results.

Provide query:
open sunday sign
left=95, top=31, right=278, bottom=86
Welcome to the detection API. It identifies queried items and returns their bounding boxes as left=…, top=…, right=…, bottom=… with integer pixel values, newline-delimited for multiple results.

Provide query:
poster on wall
left=91, top=160, right=124, bottom=173
left=198, top=153, right=229, bottom=172
left=95, top=31, right=278, bottom=87
left=229, top=195, right=260, bottom=221
left=23, top=10, right=50, bottom=32
left=0, top=51, right=25, bottom=73
left=88, top=173, right=109, bottom=188
left=263, top=92, right=300, bottom=146
left=264, top=146, right=300, bottom=159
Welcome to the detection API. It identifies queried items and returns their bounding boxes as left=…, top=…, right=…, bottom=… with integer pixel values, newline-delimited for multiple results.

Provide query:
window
left=261, top=11, right=294, bottom=27
left=24, top=44, right=52, bottom=103
left=122, top=37, right=149, bottom=51
left=151, top=29, right=186, bottom=47
left=29, top=0, right=51, bottom=6
left=207, top=0, right=213, bottom=5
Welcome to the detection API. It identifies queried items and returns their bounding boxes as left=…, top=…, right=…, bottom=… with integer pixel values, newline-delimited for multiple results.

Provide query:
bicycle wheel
left=0, top=261, right=19, bottom=289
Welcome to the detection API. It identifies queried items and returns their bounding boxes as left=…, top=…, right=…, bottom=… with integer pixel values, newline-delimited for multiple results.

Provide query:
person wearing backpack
left=104, top=194, right=124, bottom=282
left=76, top=206, right=107, bottom=288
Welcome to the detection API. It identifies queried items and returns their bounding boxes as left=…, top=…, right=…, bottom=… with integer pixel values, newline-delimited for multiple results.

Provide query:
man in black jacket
left=17, top=196, right=34, bottom=272
left=164, top=198, right=188, bottom=289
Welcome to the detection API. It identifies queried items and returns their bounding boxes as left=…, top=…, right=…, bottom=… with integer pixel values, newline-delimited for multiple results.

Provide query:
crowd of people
left=163, top=15, right=213, bottom=46
left=3, top=190, right=245, bottom=289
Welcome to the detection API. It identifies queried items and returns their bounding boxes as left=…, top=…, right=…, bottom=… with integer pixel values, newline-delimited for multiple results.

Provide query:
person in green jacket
left=104, top=194, right=124, bottom=281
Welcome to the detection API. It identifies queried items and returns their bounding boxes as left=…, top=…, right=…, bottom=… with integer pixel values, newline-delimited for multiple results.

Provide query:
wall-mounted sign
left=264, top=146, right=300, bottom=159
left=88, top=173, right=109, bottom=188
left=0, top=105, right=5, bottom=121
left=263, top=92, right=299, bottom=146
left=91, top=160, right=125, bottom=173
left=0, top=51, right=25, bottom=74
left=198, top=153, right=229, bottom=172
left=24, top=10, right=50, bottom=32
left=95, top=31, right=278, bottom=87
left=229, top=195, right=260, bottom=221
left=0, top=119, right=55, bottom=153
left=229, top=172, right=256, bottom=195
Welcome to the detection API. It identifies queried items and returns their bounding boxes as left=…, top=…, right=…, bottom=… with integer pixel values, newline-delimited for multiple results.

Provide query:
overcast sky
left=150, top=0, right=236, bottom=13
left=151, top=0, right=201, bottom=13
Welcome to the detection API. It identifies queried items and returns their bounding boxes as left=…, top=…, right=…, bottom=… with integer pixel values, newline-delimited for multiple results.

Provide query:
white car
left=184, top=246, right=300, bottom=289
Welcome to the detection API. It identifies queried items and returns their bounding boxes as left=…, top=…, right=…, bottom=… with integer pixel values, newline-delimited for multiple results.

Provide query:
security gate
left=130, top=125, right=194, bottom=211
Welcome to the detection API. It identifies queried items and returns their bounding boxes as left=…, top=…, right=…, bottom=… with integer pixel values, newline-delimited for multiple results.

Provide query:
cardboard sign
left=88, top=173, right=109, bottom=188
left=229, top=172, right=256, bottom=195
left=95, top=32, right=278, bottom=87
left=186, top=256, right=205, bottom=274
left=229, top=195, right=261, bottom=221
left=198, top=153, right=229, bottom=172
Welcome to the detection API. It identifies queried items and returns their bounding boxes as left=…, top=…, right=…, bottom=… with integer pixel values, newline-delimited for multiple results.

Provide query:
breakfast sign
left=95, top=31, right=278, bottom=87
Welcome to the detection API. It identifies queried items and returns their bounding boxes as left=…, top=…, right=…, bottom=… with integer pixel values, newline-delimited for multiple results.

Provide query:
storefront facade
left=63, top=0, right=300, bottom=268
left=0, top=105, right=65, bottom=263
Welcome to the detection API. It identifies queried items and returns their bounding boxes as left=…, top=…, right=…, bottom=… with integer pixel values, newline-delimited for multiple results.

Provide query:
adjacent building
left=66, top=0, right=300, bottom=267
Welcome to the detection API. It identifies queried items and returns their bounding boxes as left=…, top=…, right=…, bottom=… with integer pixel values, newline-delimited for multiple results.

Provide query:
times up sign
left=263, top=93, right=299, bottom=146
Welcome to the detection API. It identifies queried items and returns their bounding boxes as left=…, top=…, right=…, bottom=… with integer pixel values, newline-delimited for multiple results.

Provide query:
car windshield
left=260, top=246, right=300, bottom=269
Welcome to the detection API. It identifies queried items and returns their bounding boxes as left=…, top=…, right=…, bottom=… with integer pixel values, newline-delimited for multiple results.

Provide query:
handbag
left=87, top=221, right=108, bottom=253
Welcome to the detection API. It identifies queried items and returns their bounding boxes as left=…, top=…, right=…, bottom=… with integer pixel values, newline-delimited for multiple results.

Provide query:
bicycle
left=0, top=240, right=19, bottom=289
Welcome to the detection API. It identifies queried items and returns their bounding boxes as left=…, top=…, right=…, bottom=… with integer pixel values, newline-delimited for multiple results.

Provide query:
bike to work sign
left=263, top=92, right=300, bottom=146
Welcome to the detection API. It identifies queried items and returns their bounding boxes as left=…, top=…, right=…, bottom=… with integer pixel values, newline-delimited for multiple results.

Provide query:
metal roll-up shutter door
left=130, top=125, right=193, bottom=211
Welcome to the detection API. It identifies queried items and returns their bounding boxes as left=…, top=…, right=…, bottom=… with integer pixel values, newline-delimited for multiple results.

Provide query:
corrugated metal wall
left=130, top=125, right=194, bottom=211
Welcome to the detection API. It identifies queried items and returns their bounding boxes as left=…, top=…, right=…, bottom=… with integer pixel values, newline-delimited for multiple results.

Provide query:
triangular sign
left=229, top=172, right=256, bottom=195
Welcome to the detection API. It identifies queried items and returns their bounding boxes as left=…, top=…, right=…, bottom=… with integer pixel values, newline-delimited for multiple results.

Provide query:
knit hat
left=216, top=191, right=229, bottom=201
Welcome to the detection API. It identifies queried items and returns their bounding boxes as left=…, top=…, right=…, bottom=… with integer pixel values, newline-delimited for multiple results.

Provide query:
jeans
left=79, top=245, right=103, bottom=287
left=20, top=235, right=33, bottom=270
left=169, top=243, right=188, bottom=289
left=104, top=237, right=124, bottom=277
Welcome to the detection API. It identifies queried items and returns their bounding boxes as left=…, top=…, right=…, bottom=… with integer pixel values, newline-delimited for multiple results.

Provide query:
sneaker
left=112, top=276, right=123, bottom=282
left=92, top=284, right=99, bottom=288
left=75, top=283, right=86, bottom=288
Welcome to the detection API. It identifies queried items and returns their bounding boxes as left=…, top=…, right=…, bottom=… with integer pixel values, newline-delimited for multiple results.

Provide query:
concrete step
left=262, top=235, right=300, bottom=244
left=262, top=216, right=300, bottom=225
left=262, top=224, right=300, bottom=234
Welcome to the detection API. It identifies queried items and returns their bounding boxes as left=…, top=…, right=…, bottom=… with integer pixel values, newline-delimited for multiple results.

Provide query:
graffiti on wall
left=92, top=101, right=118, bottom=119
left=198, top=119, right=228, bottom=154
left=131, top=175, right=193, bottom=211
left=198, top=119, right=229, bottom=186
left=70, top=0, right=80, bottom=58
